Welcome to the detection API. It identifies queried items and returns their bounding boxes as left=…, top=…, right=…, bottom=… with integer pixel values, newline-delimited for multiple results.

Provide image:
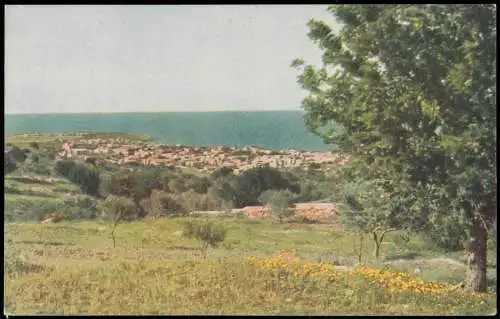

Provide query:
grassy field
left=5, top=132, right=153, bottom=150
left=4, top=217, right=497, bottom=315
left=4, top=174, right=88, bottom=222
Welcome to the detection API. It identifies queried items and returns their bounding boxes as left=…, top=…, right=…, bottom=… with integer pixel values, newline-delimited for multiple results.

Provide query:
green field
left=5, top=132, right=152, bottom=150
left=4, top=217, right=497, bottom=315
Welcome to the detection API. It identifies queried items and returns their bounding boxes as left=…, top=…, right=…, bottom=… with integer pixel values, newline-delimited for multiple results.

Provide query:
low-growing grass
left=4, top=218, right=497, bottom=315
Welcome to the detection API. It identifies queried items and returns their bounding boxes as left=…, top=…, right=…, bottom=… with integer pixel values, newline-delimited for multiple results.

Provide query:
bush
left=29, top=142, right=39, bottom=149
left=100, top=170, right=161, bottom=206
left=68, top=164, right=101, bottom=197
left=6, top=146, right=27, bottom=163
left=60, top=195, right=99, bottom=220
left=4, top=198, right=60, bottom=222
left=141, top=190, right=187, bottom=218
left=232, top=166, right=295, bottom=207
left=259, top=189, right=296, bottom=223
left=19, top=161, right=53, bottom=176
left=182, top=220, right=228, bottom=256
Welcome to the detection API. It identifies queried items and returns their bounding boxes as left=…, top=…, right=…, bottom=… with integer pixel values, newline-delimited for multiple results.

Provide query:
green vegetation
left=259, top=189, right=296, bottom=223
left=4, top=137, right=329, bottom=223
left=4, top=219, right=496, bottom=315
left=292, top=4, right=496, bottom=293
left=182, top=220, right=228, bottom=257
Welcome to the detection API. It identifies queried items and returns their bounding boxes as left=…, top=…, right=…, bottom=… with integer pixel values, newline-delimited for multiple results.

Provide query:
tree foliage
left=259, top=189, right=295, bottom=223
left=6, top=146, right=28, bottom=163
left=55, top=160, right=100, bottom=197
left=141, top=189, right=187, bottom=218
left=232, top=166, right=295, bottom=207
left=293, top=4, right=496, bottom=292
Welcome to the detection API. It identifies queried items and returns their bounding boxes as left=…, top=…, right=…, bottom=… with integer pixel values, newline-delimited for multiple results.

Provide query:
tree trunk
left=371, top=232, right=382, bottom=260
left=111, top=230, right=116, bottom=248
left=467, top=216, right=488, bottom=292
left=374, top=241, right=381, bottom=260
left=357, top=232, right=364, bottom=263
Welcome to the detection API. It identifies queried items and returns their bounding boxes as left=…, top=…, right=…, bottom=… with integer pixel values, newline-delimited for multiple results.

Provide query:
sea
left=4, top=111, right=336, bottom=152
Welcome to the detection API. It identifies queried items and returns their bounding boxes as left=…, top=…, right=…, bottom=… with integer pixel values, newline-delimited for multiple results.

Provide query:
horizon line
left=5, top=109, right=305, bottom=116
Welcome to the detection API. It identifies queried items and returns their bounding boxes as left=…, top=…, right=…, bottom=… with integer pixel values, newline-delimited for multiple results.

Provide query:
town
left=58, top=136, right=348, bottom=174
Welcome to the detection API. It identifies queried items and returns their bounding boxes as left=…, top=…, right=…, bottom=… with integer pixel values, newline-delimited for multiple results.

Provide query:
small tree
left=259, top=189, right=295, bottom=223
left=99, top=195, right=138, bottom=248
left=182, top=220, right=228, bottom=258
left=334, top=172, right=416, bottom=261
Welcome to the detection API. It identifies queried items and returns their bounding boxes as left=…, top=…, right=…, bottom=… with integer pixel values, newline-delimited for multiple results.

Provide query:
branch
left=381, top=228, right=398, bottom=235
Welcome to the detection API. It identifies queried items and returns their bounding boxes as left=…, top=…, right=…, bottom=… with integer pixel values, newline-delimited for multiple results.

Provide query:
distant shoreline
left=5, top=110, right=305, bottom=116
left=5, top=112, right=334, bottom=152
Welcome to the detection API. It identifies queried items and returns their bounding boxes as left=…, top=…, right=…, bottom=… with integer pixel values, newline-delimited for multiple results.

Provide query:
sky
left=5, top=5, right=340, bottom=114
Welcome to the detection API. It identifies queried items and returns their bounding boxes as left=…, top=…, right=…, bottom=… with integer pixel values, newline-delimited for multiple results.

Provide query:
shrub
left=6, top=146, right=27, bottom=163
left=19, top=161, right=53, bottom=176
left=142, top=190, right=187, bottom=218
left=100, top=170, right=161, bottom=205
left=259, top=189, right=295, bottom=223
left=4, top=199, right=60, bottom=222
left=182, top=220, right=228, bottom=257
left=29, top=142, right=39, bottom=149
left=232, top=166, right=295, bottom=207
left=60, top=195, right=99, bottom=220
left=55, top=159, right=77, bottom=178
left=68, top=164, right=101, bottom=197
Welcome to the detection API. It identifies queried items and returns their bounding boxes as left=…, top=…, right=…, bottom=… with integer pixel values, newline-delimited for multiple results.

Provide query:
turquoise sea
left=5, top=111, right=334, bottom=152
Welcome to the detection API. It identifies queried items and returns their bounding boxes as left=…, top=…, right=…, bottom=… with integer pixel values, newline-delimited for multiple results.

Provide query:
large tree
left=292, top=4, right=496, bottom=292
